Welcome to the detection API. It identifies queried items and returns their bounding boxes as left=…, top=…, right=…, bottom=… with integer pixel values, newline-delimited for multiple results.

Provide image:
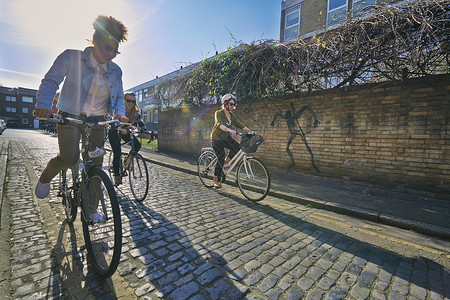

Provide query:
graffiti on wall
left=271, top=103, right=320, bottom=171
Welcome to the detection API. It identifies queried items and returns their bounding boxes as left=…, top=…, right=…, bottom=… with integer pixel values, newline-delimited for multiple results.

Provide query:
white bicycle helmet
left=221, top=93, right=236, bottom=105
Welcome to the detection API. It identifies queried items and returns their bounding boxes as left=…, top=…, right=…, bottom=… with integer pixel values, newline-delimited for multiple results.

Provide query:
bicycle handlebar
left=112, top=122, right=152, bottom=135
left=37, top=114, right=121, bottom=126
left=236, top=132, right=256, bottom=136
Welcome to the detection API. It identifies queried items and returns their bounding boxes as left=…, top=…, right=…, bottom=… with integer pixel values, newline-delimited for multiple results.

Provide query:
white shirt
left=81, top=51, right=110, bottom=116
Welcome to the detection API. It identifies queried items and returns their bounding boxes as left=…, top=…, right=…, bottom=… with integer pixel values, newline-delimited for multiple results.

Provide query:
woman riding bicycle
left=211, top=94, right=255, bottom=188
left=109, top=92, right=155, bottom=186
left=34, top=16, right=129, bottom=224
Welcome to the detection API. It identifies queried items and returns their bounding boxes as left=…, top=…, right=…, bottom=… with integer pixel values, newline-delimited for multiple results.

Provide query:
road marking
left=308, top=214, right=353, bottom=228
left=359, top=229, right=450, bottom=257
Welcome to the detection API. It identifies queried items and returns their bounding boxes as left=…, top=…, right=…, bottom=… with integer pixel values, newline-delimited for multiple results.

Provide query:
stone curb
left=143, top=156, right=450, bottom=241
left=0, top=141, right=8, bottom=224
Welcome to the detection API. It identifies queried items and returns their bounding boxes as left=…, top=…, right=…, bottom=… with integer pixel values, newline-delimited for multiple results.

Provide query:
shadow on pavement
left=49, top=220, right=119, bottom=298
left=211, top=188, right=449, bottom=298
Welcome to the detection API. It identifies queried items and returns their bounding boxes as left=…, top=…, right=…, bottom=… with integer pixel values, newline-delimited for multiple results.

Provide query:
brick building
left=0, top=86, right=37, bottom=128
left=280, top=0, right=401, bottom=42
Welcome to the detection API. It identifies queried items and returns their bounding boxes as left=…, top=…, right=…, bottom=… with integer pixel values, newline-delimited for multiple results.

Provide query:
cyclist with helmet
left=210, top=94, right=255, bottom=188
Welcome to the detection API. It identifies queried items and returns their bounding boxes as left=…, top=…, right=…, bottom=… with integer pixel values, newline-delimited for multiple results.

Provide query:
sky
left=0, top=0, right=281, bottom=91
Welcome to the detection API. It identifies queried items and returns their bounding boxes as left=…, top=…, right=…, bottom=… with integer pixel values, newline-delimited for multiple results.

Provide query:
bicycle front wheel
left=60, top=168, right=77, bottom=224
left=237, top=157, right=270, bottom=201
left=81, top=167, right=122, bottom=278
left=128, top=154, right=149, bottom=202
left=198, top=151, right=217, bottom=187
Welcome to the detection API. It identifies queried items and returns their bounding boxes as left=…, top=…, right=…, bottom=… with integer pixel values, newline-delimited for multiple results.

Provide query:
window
left=6, top=96, right=16, bottom=102
left=284, top=5, right=301, bottom=41
left=137, top=90, right=143, bottom=106
left=22, top=118, right=29, bottom=125
left=328, top=0, right=348, bottom=25
left=22, top=96, right=34, bottom=103
left=6, top=107, right=17, bottom=113
left=22, top=107, right=29, bottom=113
left=352, top=0, right=375, bottom=17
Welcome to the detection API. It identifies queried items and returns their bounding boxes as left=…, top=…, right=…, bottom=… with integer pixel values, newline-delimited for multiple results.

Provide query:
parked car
left=0, top=119, right=6, bottom=134
left=6, top=119, right=19, bottom=128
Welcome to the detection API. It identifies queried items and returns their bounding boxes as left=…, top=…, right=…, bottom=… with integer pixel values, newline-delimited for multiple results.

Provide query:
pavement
left=1, top=130, right=449, bottom=299
left=136, top=146, right=450, bottom=241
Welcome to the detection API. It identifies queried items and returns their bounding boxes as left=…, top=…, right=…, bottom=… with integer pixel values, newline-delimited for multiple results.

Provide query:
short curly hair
left=92, top=15, right=128, bottom=44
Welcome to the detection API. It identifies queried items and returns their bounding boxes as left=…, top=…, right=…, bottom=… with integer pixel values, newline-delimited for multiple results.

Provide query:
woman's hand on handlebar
left=34, top=107, right=53, bottom=119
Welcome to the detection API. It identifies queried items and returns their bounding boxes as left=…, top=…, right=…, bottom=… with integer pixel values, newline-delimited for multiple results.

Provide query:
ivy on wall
left=161, top=0, right=450, bottom=106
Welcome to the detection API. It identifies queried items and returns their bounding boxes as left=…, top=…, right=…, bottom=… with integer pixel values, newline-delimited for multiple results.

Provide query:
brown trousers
left=40, top=123, right=105, bottom=213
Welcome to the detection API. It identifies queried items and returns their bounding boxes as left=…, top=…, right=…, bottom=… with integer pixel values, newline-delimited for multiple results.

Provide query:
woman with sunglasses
left=109, top=92, right=155, bottom=186
left=34, top=15, right=128, bottom=221
left=210, top=94, right=255, bottom=188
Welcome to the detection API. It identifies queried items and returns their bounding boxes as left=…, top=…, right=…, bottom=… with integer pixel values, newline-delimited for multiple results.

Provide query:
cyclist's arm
left=219, top=124, right=235, bottom=135
left=114, top=114, right=128, bottom=123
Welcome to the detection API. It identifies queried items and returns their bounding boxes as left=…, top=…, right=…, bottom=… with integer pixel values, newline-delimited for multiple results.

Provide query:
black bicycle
left=105, top=123, right=150, bottom=202
left=44, top=114, right=122, bottom=278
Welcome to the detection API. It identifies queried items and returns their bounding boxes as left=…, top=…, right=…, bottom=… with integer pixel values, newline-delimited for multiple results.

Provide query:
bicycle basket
left=240, top=134, right=264, bottom=153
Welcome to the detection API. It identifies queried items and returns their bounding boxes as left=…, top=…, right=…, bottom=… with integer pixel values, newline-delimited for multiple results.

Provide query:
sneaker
left=90, top=212, right=105, bottom=223
left=114, top=176, right=122, bottom=186
left=88, top=147, right=105, bottom=158
left=35, top=180, right=51, bottom=199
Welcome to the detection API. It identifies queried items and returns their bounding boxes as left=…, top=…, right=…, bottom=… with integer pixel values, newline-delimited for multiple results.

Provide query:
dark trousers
left=109, top=128, right=141, bottom=176
left=212, top=136, right=240, bottom=179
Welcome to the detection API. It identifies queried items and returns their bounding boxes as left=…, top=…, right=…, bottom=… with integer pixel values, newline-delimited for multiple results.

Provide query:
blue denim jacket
left=36, top=47, right=125, bottom=116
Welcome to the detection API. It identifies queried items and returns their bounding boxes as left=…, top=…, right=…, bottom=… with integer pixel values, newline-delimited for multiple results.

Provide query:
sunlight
left=6, top=0, right=132, bottom=50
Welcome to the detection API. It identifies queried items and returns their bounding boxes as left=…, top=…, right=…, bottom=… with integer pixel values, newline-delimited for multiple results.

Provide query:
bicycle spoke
left=128, top=154, right=149, bottom=202
left=82, top=168, right=121, bottom=278
left=61, top=168, right=77, bottom=223
left=237, top=158, right=270, bottom=201
left=198, top=151, right=217, bottom=187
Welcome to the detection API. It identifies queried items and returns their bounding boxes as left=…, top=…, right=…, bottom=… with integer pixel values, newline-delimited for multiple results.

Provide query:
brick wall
left=159, top=75, right=450, bottom=196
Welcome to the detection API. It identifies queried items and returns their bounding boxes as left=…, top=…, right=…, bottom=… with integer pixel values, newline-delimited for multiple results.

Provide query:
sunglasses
left=126, top=99, right=136, bottom=104
left=228, top=102, right=236, bottom=107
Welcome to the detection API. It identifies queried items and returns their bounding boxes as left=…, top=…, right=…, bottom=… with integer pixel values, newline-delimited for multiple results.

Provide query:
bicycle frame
left=202, top=148, right=253, bottom=177
left=43, top=114, right=118, bottom=222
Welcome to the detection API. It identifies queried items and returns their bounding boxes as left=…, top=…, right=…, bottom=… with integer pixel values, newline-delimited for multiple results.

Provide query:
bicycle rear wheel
left=198, top=151, right=217, bottom=187
left=128, top=154, right=149, bottom=202
left=236, top=157, right=270, bottom=201
left=60, top=168, right=77, bottom=224
left=81, top=167, right=121, bottom=278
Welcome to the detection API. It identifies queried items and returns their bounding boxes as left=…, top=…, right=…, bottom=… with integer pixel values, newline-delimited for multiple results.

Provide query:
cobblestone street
left=1, top=129, right=449, bottom=299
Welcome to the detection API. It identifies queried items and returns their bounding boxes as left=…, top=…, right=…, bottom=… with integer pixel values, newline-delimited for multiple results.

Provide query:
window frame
left=352, top=0, right=376, bottom=17
left=22, top=96, right=34, bottom=103
left=327, top=0, right=348, bottom=25
left=6, top=96, right=16, bottom=102
left=284, top=4, right=301, bottom=41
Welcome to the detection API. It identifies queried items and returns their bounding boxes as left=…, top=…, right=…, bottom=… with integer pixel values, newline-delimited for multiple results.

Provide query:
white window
left=22, top=107, right=29, bottom=113
left=284, top=5, right=301, bottom=41
left=352, top=0, right=375, bottom=17
left=6, top=107, right=17, bottom=113
left=22, top=96, right=34, bottom=103
left=6, top=96, right=16, bottom=102
left=22, top=118, right=29, bottom=124
left=328, top=0, right=348, bottom=25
